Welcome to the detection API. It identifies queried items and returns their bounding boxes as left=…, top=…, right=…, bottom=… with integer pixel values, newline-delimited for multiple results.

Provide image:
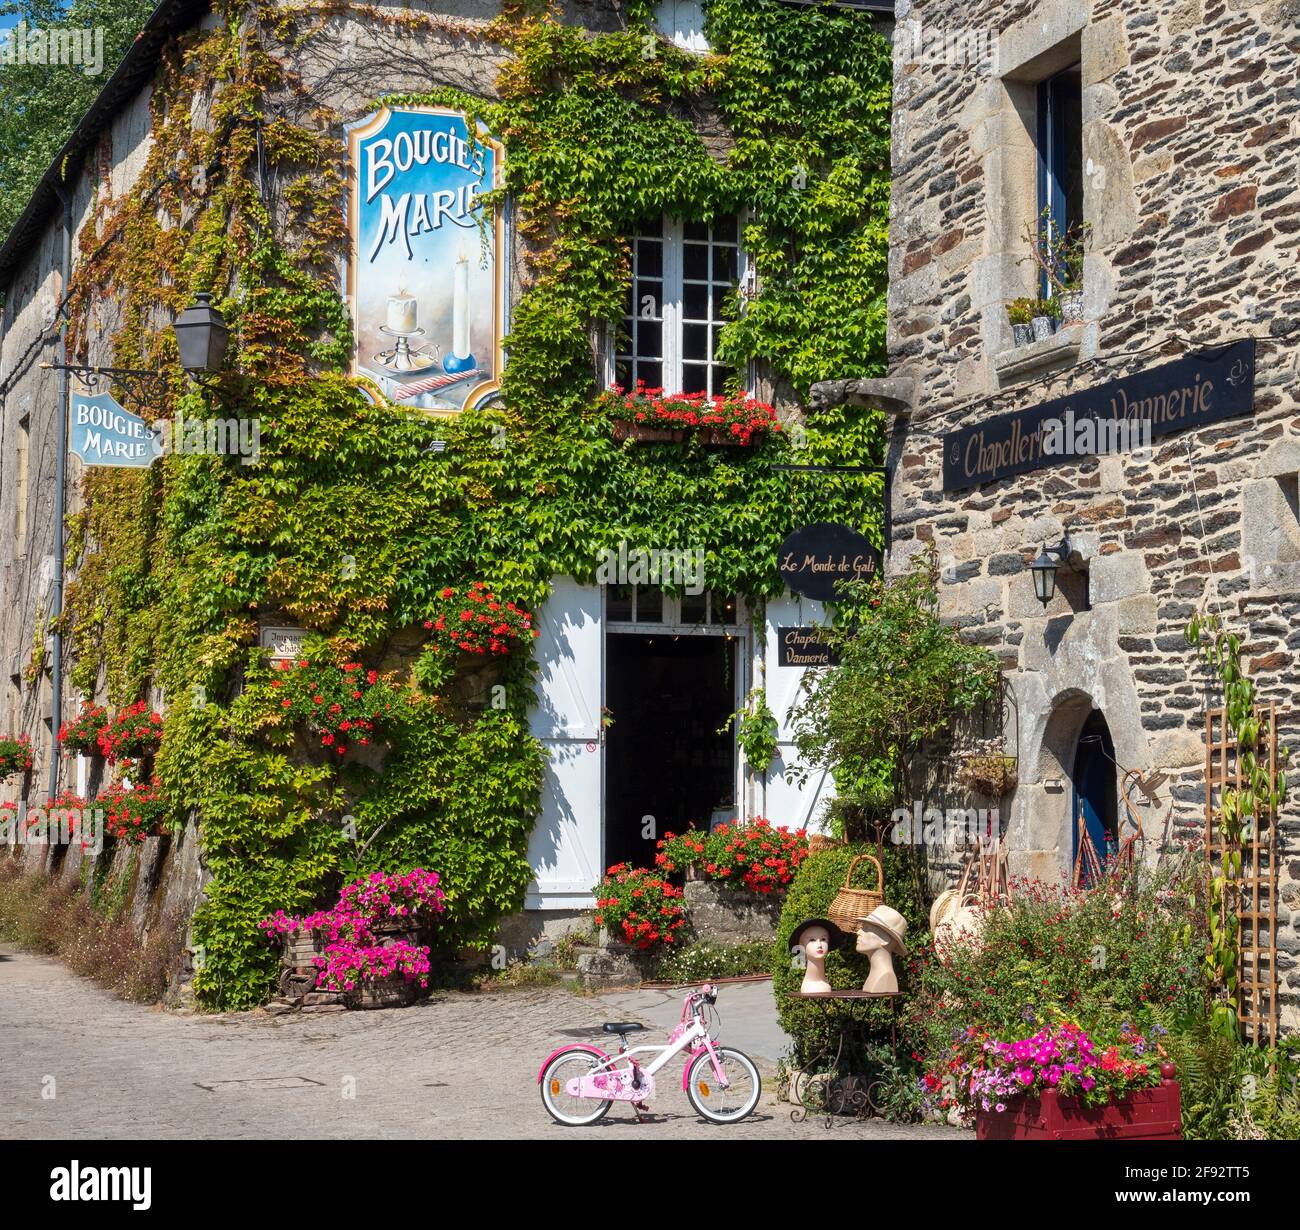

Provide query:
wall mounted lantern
left=1030, top=538, right=1072, bottom=607
left=171, top=292, right=229, bottom=378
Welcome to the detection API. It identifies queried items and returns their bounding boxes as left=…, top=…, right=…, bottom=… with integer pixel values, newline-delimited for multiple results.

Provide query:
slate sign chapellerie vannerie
left=777, top=627, right=841, bottom=668
left=778, top=522, right=882, bottom=603
left=942, top=339, right=1256, bottom=492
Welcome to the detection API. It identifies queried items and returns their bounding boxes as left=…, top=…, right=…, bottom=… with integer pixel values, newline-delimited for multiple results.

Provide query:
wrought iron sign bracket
left=42, top=362, right=170, bottom=411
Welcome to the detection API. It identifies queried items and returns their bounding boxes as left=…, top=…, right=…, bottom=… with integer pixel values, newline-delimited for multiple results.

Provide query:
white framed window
left=614, top=214, right=745, bottom=397
left=605, top=585, right=743, bottom=631
left=654, top=1, right=710, bottom=54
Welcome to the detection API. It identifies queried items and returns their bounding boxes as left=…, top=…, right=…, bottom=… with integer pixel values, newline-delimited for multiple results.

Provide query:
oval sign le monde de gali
left=778, top=522, right=882, bottom=603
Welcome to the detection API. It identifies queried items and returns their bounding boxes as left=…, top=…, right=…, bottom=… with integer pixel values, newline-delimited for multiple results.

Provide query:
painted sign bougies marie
left=778, top=522, right=882, bottom=603
left=69, top=391, right=160, bottom=468
left=348, top=106, right=505, bottom=415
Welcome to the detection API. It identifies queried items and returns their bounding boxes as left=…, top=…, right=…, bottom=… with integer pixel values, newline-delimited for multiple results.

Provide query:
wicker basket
left=827, top=854, right=884, bottom=935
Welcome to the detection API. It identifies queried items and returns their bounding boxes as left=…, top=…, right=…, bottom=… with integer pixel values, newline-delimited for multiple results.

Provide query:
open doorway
left=603, top=634, right=737, bottom=871
left=1072, top=710, right=1117, bottom=881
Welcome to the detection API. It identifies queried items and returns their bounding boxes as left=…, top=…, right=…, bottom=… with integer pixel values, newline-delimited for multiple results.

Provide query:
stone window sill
left=994, top=325, right=1082, bottom=383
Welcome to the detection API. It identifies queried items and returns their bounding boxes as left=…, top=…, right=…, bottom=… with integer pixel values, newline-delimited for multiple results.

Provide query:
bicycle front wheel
left=540, top=1048, right=613, bottom=1126
left=685, top=1047, right=762, bottom=1124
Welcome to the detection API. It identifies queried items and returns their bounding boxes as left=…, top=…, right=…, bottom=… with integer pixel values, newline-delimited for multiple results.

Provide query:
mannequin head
left=855, top=924, right=889, bottom=956
left=789, top=917, right=841, bottom=995
left=799, top=924, right=832, bottom=961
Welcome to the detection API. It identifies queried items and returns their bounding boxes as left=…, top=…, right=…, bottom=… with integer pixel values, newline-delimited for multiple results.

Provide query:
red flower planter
left=975, top=1079, right=1182, bottom=1140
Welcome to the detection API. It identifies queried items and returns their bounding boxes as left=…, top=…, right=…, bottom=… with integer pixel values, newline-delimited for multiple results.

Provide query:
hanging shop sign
left=778, top=522, right=882, bottom=602
left=942, top=339, right=1256, bottom=492
left=777, top=627, right=841, bottom=667
left=69, top=391, right=160, bottom=467
left=348, top=106, right=505, bottom=414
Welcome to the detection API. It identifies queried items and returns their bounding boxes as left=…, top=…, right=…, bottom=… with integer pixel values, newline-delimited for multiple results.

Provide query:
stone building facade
left=875, top=0, right=1300, bottom=1031
left=0, top=2, right=878, bottom=963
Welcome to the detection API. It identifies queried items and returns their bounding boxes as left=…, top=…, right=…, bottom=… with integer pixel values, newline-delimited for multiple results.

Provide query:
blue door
left=1072, top=713, right=1117, bottom=882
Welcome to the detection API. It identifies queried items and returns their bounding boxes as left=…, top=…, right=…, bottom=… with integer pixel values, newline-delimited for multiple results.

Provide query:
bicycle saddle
left=601, top=1022, right=647, bottom=1034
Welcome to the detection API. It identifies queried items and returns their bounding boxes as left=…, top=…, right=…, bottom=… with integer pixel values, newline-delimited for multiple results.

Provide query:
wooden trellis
left=1204, top=704, right=1280, bottom=1046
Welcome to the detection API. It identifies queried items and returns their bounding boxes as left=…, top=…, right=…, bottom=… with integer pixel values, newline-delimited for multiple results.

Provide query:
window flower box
left=975, top=1078, right=1181, bottom=1141
left=601, top=384, right=780, bottom=447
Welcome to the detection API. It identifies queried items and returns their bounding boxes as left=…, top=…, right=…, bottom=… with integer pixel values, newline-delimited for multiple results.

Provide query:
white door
left=762, top=592, right=835, bottom=833
left=525, top=577, right=603, bottom=910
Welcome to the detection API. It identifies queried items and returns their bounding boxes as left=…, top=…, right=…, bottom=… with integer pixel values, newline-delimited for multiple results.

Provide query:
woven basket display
left=826, top=854, right=884, bottom=935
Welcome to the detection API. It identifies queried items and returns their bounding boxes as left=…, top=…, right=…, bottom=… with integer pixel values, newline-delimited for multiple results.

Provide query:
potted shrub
left=938, top=1022, right=1182, bottom=1141
left=593, top=863, right=687, bottom=951
left=59, top=702, right=108, bottom=757
left=260, top=869, right=447, bottom=1009
left=1030, top=297, right=1060, bottom=342
left=1022, top=208, right=1088, bottom=329
left=954, top=739, right=1018, bottom=797
left=1006, top=298, right=1036, bottom=346
left=420, top=584, right=538, bottom=660
left=599, top=383, right=782, bottom=447
left=0, top=733, right=33, bottom=781
left=252, top=658, right=404, bottom=758
left=96, top=780, right=171, bottom=844
left=97, top=700, right=164, bottom=764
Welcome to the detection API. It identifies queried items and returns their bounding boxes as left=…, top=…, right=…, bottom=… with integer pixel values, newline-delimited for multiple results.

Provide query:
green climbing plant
left=720, top=688, right=779, bottom=777
left=1184, top=612, right=1289, bottom=1037
left=49, top=0, right=894, bottom=1008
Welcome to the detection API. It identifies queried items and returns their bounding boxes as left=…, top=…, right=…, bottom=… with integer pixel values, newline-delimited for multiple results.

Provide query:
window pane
left=636, top=320, right=663, bottom=359
left=683, top=219, right=708, bottom=241
left=606, top=585, right=634, bottom=622
left=637, top=239, right=663, bottom=278
left=711, top=285, right=732, bottom=320
left=636, top=361, right=663, bottom=389
left=682, top=323, right=709, bottom=361
left=636, top=279, right=663, bottom=320
left=682, top=281, right=709, bottom=320
left=683, top=243, right=709, bottom=282
left=614, top=359, right=633, bottom=388
left=710, top=593, right=739, bottom=625
left=636, top=585, right=663, bottom=622
left=682, top=363, right=709, bottom=395
left=713, top=214, right=739, bottom=244
left=712, top=245, right=737, bottom=284
left=680, top=591, right=708, bottom=624
left=711, top=365, right=731, bottom=393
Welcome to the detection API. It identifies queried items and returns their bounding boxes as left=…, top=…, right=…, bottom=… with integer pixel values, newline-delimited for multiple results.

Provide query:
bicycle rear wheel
left=686, top=1047, right=761, bottom=1124
left=540, top=1047, right=613, bottom=1126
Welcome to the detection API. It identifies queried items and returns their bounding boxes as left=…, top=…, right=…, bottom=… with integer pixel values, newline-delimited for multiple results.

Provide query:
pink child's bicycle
left=537, top=984, right=762, bottom=1125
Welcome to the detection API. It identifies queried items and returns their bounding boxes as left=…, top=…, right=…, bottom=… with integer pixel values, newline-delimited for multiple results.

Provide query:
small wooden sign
left=778, top=522, right=881, bottom=602
left=777, top=627, right=840, bottom=668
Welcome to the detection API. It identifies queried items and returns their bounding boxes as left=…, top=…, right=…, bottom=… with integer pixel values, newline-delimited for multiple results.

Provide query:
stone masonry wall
left=884, top=0, right=1300, bottom=1030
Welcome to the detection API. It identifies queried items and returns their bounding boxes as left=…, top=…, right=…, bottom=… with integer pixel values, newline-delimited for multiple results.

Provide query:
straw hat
left=857, top=905, right=908, bottom=954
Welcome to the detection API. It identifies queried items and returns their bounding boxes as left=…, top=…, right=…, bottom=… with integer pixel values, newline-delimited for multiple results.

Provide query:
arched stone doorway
left=1072, top=711, right=1118, bottom=883
left=1026, top=690, right=1118, bottom=883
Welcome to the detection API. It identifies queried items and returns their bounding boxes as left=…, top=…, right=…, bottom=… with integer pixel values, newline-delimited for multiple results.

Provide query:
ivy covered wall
left=49, top=0, right=892, bottom=1007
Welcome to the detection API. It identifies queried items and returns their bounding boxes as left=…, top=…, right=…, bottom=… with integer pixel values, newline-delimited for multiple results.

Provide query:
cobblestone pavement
left=0, top=945, right=966, bottom=1140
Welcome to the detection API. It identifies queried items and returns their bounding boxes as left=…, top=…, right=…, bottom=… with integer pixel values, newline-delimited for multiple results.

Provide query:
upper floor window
left=616, top=215, right=744, bottom=398
left=654, top=1, right=710, bottom=53
left=1036, top=64, right=1083, bottom=297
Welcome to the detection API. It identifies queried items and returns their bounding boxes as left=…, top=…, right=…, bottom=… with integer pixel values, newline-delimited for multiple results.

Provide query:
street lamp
left=172, top=292, right=229, bottom=377
left=1030, top=539, right=1071, bottom=607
